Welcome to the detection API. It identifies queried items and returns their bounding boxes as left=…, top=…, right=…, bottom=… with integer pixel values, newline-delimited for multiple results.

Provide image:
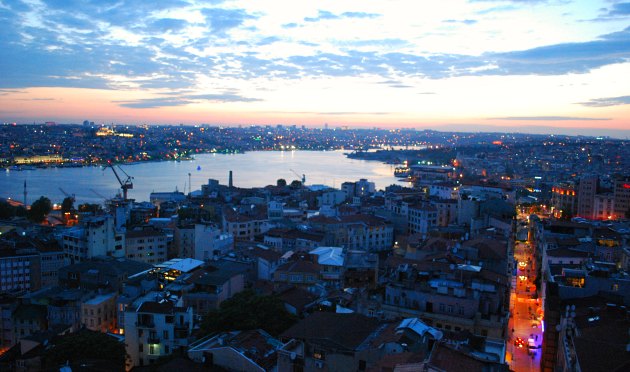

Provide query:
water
left=2, top=150, right=408, bottom=205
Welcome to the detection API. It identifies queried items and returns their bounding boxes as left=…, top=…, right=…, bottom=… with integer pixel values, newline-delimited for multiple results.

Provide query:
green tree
left=28, top=196, right=52, bottom=222
left=277, top=178, right=287, bottom=187
left=200, top=290, right=297, bottom=337
left=43, top=330, right=126, bottom=371
left=290, top=180, right=302, bottom=188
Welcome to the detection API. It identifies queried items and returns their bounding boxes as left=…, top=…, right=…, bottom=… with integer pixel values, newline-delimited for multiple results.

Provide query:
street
left=507, top=235, right=543, bottom=372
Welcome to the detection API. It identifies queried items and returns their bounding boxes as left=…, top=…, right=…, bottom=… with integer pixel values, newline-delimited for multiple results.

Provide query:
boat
left=394, top=166, right=411, bottom=178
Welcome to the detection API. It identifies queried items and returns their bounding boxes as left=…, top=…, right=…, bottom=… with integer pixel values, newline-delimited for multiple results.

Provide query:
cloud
left=317, top=111, right=391, bottom=115
left=15, top=98, right=56, bottom=101
left=1, top=0, right=629, bottom=94
left=601, top=2, right=630, bottom=17
left=305, top=10, right=380, bottom=22
left=304, top=10, right=339, bottom=22
left=115, top=92, right=261, bottom=108
left=444, top=19, right=478, bottom=25
left=186, top=93, right=261, bottom=102
left=578, top=95, right=630, bottom=107
left=116, top=97, right=192, bottom=109
left=340, top=12, right=380, bottom=19
left=488, top=116, right=611, bottom=121
left=201, top=8, right=256, bottom=34
left=145, top=18, right=189, bottom=33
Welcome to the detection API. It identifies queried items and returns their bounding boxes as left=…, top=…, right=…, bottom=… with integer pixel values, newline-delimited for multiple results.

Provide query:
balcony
left=147, top=337, right=160, bottom=344
left=136, top=321, right=155, bottom=328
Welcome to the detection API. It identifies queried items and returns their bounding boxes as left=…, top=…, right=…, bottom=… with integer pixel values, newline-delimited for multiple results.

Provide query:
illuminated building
left=124, top=300, right=193, bottom=368
left=551, top=183, right=577, bottom=219
left=613, top=176, right=630, bottom=219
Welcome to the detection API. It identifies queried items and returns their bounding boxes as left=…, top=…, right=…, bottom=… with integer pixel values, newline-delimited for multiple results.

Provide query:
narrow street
left=507, top=231, right=543, bottom=371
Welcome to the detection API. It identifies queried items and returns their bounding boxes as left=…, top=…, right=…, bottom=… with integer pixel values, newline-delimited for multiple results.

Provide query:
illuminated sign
left=623, top=183, right=630, bottom=189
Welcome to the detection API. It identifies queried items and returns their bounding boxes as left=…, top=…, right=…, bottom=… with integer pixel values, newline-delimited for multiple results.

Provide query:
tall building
left=551, top=183, right=577, bottom=219
left=577, top=175, right=598, bottom=219
left=613, top=175, right=630, bottom=219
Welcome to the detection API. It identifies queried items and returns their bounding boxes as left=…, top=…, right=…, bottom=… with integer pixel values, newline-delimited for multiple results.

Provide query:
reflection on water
left=2, top=151, right=408, bottom=205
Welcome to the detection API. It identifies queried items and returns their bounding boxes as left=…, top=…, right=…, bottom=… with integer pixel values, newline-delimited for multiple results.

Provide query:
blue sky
left=0, top=0, right=629, bottom=137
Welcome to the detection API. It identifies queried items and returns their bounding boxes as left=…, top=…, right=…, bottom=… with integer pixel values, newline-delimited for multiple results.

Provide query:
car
left=514, top=337, right=525, bottom=348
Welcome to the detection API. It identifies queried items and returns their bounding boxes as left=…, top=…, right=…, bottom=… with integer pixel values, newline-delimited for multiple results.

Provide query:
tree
left=200, top=290, right=297, bottom=337
left=43, top=330, right=126, bottom=371
left=0, top=201, right=27, bottom=219
left=290, top=180, right=302, bottom=188
left=61, top=196, right=74, bottom=215
left=78, top=203, right=102, bottom=214
left=28, top=196, right=52, bottom=222
left=277, top=178, right=287, bottom=187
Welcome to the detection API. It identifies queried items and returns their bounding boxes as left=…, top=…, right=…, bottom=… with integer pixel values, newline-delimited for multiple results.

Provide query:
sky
left=0, top=0, right=629, bottom=137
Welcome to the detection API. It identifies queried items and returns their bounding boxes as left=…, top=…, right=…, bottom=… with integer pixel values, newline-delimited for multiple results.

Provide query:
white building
left=310, top=247, right=344, bottom=285
left=408, top=203, right=437, bottom=239
left=124, top=300, right=194, bottom=368
left=318, top=190, right=348, bottom=207
left=174, top=223, right=233, bottom=260
left=193, top=223, right=233, bottom=261
left=61, top=215, right=124, bottom=264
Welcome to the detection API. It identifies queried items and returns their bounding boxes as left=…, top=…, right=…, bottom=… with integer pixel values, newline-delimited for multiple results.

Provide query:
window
left=163, top=330, right=169, bottom=339
left=439, top=303, right=445, bottom=312
left=149, top=344, right=157, bottom=355
left=139, top=343, right=143, bottom=352
left=313, top=348, right=325, bottom=360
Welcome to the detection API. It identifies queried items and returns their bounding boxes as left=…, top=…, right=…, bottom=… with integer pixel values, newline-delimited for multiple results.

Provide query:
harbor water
left=2, top=150, right=407, bottom=205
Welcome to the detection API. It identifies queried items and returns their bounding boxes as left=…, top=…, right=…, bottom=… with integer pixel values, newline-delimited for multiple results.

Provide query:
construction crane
left=89, top=188, right=108, bottom=201
left=58, top=187, right=75, bottom=202
left=106, top=162, right=133, bottom=200
left=290, top=169, right=306, bottom=185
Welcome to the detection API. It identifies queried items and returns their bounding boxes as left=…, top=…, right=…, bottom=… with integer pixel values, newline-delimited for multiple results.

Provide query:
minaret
left=229, top=170, right=233, bottom=189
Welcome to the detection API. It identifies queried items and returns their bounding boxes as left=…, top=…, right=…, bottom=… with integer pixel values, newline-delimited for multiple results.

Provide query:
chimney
left=229, top=171, right=233, bottom=188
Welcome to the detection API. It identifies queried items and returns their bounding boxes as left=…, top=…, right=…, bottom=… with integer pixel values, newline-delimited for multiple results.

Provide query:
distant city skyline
left=1, top=1, right=629, bottom=137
